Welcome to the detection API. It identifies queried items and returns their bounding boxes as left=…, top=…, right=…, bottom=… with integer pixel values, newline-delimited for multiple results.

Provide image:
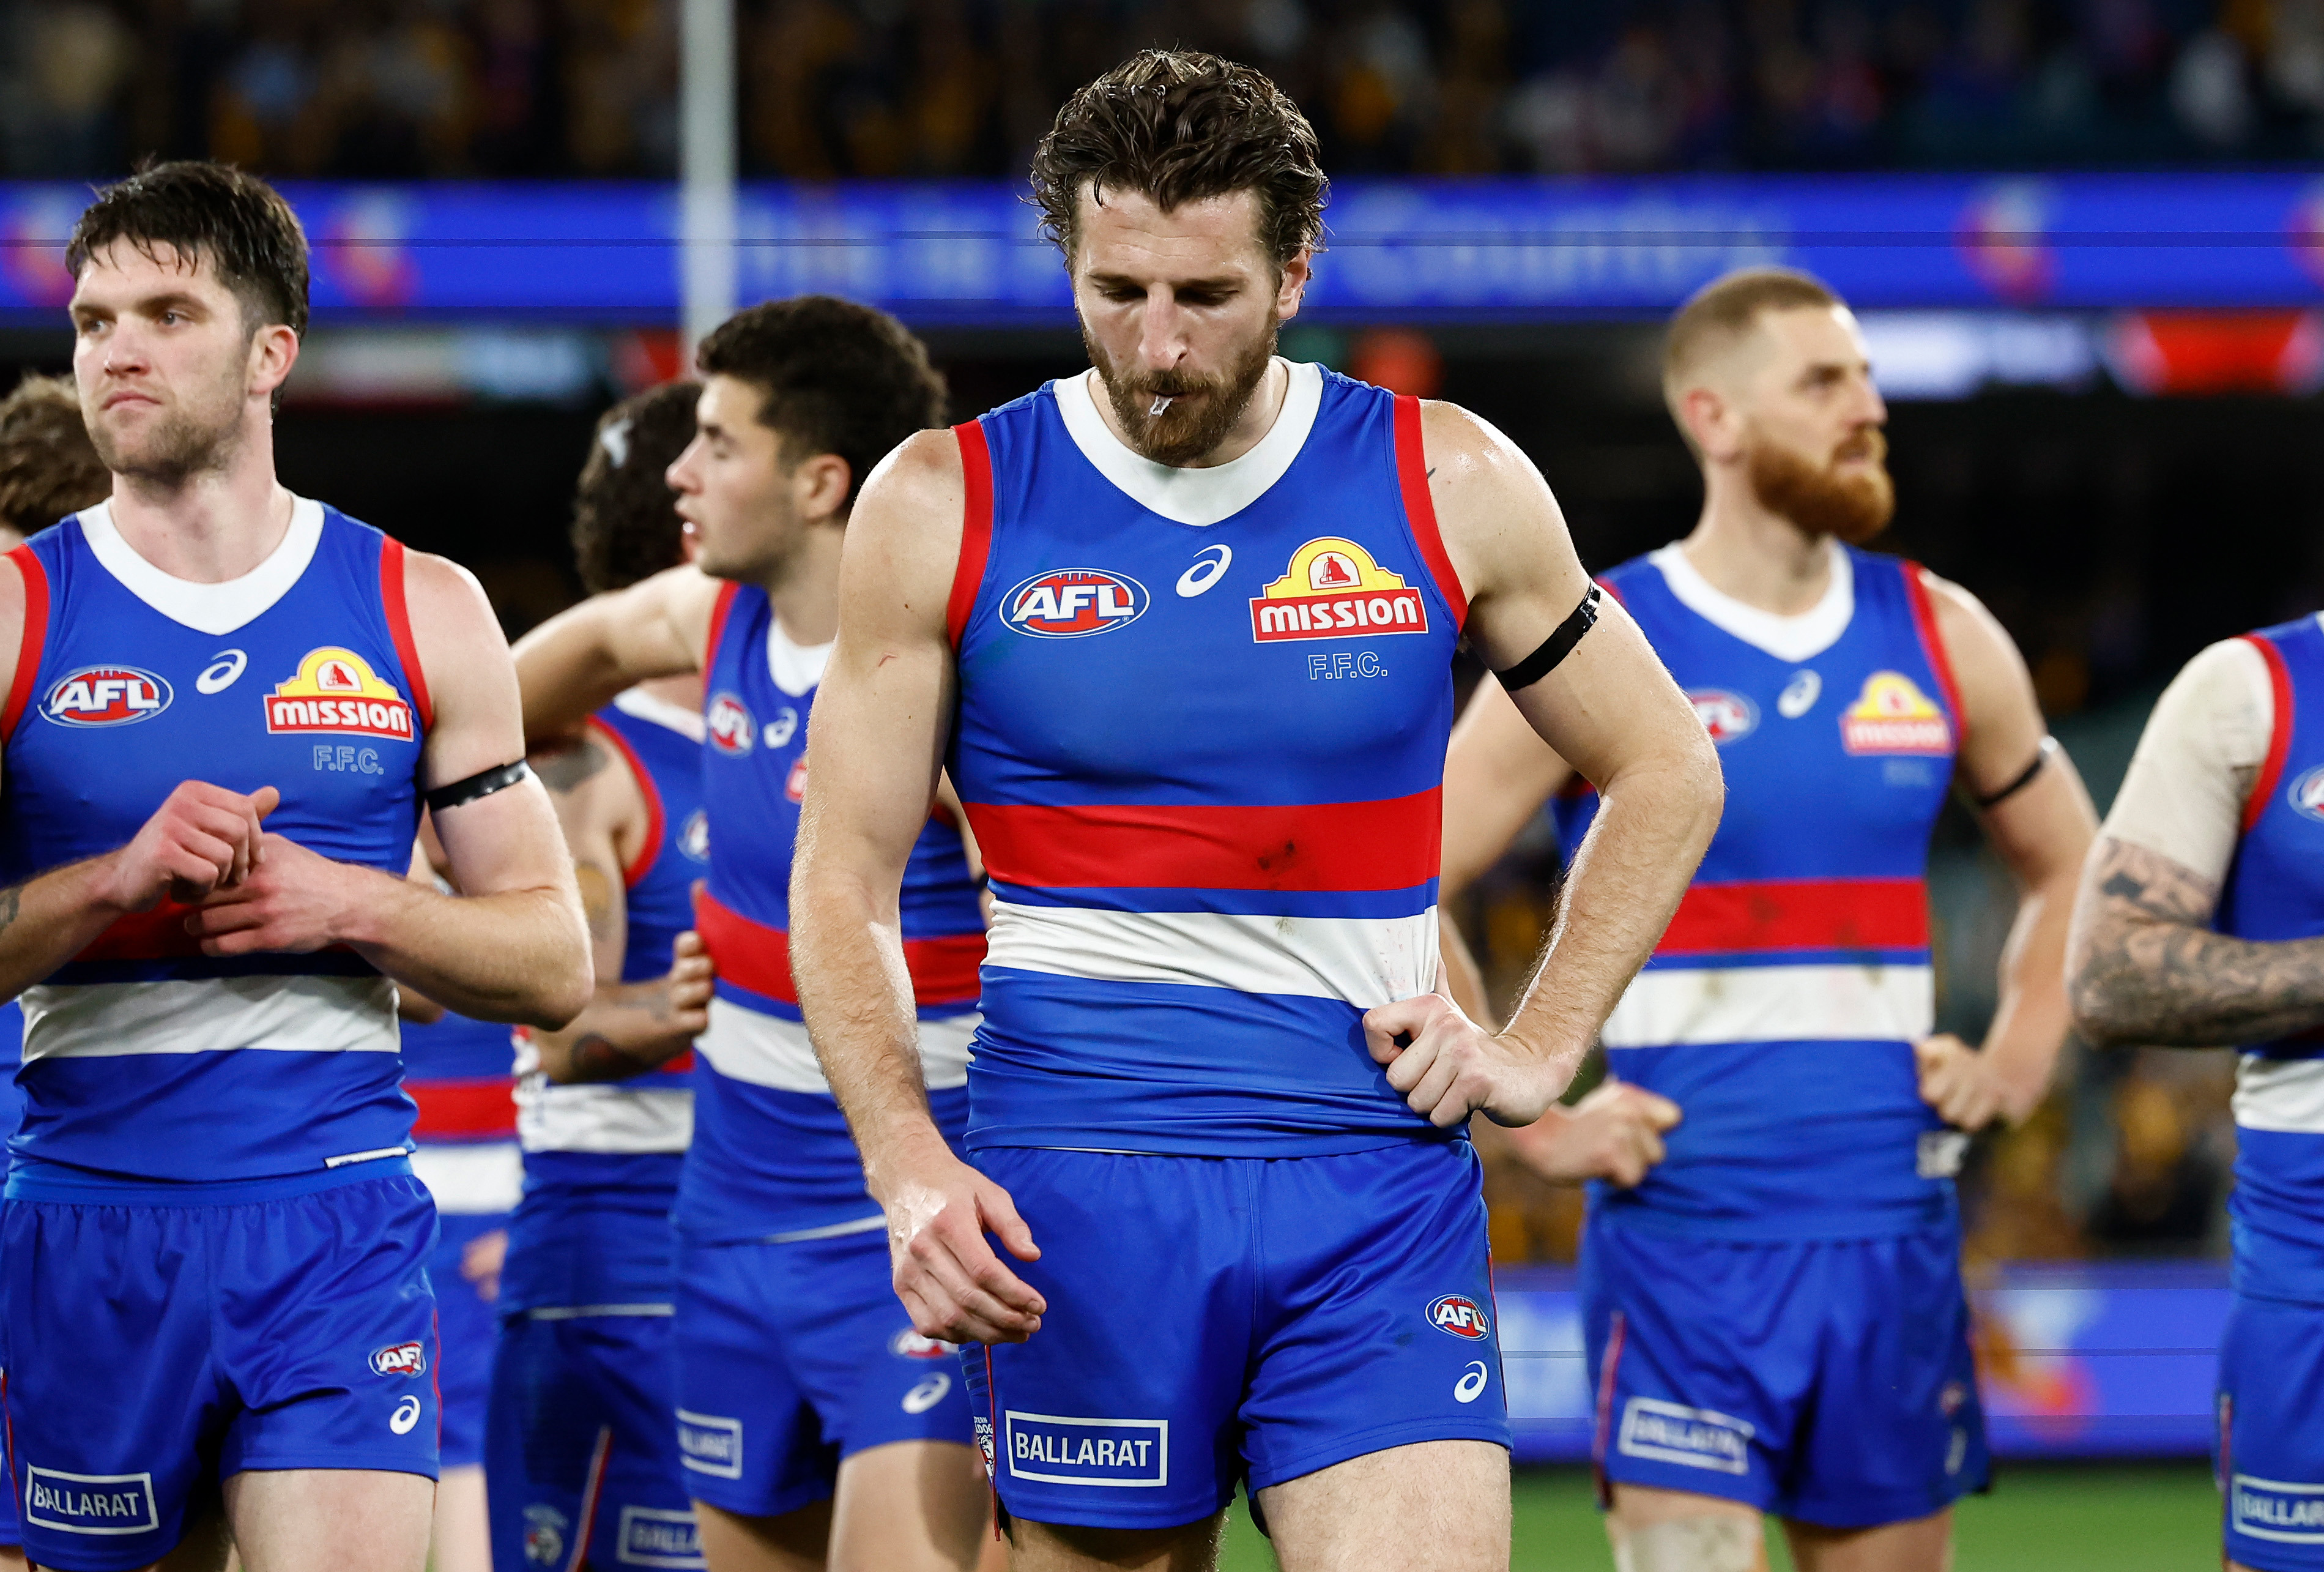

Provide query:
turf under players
left=488, top=380, right=716, bottom=1572
left=0, top=162, right=591, bottom=1572
left=1439, top=267, right=2096, bottom=1571
left=787, top=51, right=1722, bottom=1572
left=513, top=300, right=999, bottom=1571
left=2066, top=610, right=2324, bottom=1572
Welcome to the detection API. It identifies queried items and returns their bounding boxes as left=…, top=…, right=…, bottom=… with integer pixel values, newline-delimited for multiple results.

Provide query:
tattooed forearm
left=2068, top=836, right=2324, bottom=1047
left=0, top=883, right=22, bottom=941
left=533, top=738, right=610, bottom=794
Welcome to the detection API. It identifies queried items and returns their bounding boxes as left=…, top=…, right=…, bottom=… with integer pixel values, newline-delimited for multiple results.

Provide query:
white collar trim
left=78, top=496, right=324, bottom=636
left=767, top=617, right=832, bottom=698
left=1052, top=359, right=1323, bottom=527
left=611, top=685, right=705, bottom=742
left=1648, top=539, right=1854, bottom=663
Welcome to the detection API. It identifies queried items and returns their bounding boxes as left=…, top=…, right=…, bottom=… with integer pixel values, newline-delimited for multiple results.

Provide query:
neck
left=1680, top=467, right=1834, bottom=616
left=636, top=671, right=703, bottom=712
left=761, top=522, right=846, bottom=647
left=1093, top=356, right=1289, bottom=471
left=106, top=421, right=291, bottom=583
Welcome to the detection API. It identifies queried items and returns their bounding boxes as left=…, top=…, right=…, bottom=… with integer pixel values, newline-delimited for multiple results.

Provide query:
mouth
left=101, top=390, right=158, bottom=412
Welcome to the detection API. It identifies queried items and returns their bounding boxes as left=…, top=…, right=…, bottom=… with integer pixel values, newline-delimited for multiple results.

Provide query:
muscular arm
left=511, top=565, right=722, bottom=747
left=1439, top=675, right=1576, bottom=905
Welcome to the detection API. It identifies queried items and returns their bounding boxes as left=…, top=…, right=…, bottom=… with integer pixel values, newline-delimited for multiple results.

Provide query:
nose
left=1137, top=286, right=1188, bottom=373
left=1854, top=368, right=1887, bottom=427
left=666, top=440, right=702, bottom=494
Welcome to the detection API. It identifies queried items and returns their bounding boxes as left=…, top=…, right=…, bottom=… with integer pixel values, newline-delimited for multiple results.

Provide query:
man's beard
left=1746, top=426, right=1895, bottom=545
left=87, top=378, right=243, bottom=488
left=1083, top=319, right=1279, bottom=468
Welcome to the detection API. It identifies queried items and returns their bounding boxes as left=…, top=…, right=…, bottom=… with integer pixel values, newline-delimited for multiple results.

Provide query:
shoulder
left=398, top=545, right=499, bottom=630
left=1416, top=400, right=1537, bottom=490
left=847, top=427, right=970, bottom=588
left=2156, top=635, right=2274, bottom=746
left=1898, top=559, right=2013, bottom=668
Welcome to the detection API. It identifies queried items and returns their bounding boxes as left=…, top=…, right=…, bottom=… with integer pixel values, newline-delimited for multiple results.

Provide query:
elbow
left=2063, top=951, right=2138, bottom=1050
left=523, top=929, right=596, bottom=1031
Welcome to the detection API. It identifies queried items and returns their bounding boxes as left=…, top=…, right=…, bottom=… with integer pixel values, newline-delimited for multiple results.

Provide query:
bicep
left=1504, top=594, right=1706, bottom=791
left=1929, top=576, right=2048, bottom=797
left=1442, top=677, right=1573, bottom=898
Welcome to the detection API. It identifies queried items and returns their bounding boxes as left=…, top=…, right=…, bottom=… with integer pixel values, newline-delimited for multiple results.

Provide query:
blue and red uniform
left=1562, top=542, right=1988, bottom=1526
left=948, top=362, right=1503, bottom=1529
left=488, top=689, right=706, bottom=1572
left=0, top=499, right=441, bottom=1571
left=671, top=583, right=986, bottom=1518
left=2210, top=616, right=2324, bottom=1571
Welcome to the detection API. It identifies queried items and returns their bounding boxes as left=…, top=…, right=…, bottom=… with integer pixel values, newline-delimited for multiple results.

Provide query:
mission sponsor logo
left=43, top=665, right=171, bottom=727
left=24, top=1466, right=161, bottom=1536
left=1250, top=537, right=1429, bottom=643
left=706, top=693, right=753, bottom=756
left=1427, top=1293, right=1491, bottom=1341
left=1690, top=689, right=1758, bottom=745
left=1616, top=1398, right=1754, bottom=1475
left=370, top=1340, right=427, bottom=1377
left=263, top=648, right=415, bottom=739
left=1002, top=568, right=1148, bottom=638
left=1838, top=671, right=1951, bottom=756
left=1002, top=1412, right=1168, bottom=1488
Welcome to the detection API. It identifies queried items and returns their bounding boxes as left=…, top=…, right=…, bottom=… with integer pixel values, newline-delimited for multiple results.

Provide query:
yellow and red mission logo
left=1839, top=671, right=1951, bottom=755
left=263, top=647, right=416, bottom=739
left=1249, top=537, right=1430, bottom=644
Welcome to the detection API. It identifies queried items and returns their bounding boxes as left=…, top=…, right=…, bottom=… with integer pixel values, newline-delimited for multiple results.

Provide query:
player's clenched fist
left=1915, top=1032, right=2042, bottom=1131
left=103, top=781, right=280, bottom=911
left=185, top=830, right=357, bottom=955
left=1364, top=990, right=1583, bottom=1128
left=880, top=1142, right=1045, bottom=1346
left=661, top=931, right=715, bottom=1036
left=1505, top=1081, right=1682, bottom=1188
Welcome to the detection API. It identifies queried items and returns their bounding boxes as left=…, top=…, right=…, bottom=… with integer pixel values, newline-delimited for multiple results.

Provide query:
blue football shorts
left=1581, top=1212, right=1988, bottom=1529
left=670, top=1224, right=977, bottom=1519
left=429, top=1210, right=509, bottom=1471
left=489, top=1308, right=700, bottom=1572
left=960, top=1141, right=1510, bottom=1532
left=2219, top=1291, right=2324, bottom=1570
left=0, top=1172, right=440, bottom=1572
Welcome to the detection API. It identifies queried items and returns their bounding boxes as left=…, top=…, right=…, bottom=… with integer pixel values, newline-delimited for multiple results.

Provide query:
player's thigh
left=1253, top=1439, right=1507, bottom=1572
left=1003, top=1512, right=1226, bottom=1572
left=694, top=1497, right=832, bottom=1572
left=673, top=1239, right=841, bottom=1524
left=220, top=1467, right=433, bottom=1572
left=427, top=1464, right=490, bottom=1572
left=826, top=1439, right=989, bottom=1572
left=1605, top=1484, right=1768, bottom=1572
left=1782, top=1508, right=1949, bottom=1572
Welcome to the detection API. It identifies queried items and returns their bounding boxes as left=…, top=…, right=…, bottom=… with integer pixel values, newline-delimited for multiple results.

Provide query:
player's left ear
left=792, top=452, right=854, bottom=526
left=248, top=322, right=299, bottom=404
left=1274, top=247, right=1313, bottom=321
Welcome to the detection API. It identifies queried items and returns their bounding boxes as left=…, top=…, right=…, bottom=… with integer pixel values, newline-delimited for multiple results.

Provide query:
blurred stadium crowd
left=10, top=0, right=2324, bottom=180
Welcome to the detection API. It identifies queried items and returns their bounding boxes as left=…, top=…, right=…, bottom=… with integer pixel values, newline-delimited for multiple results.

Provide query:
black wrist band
left=1972, top=736, right=2056, bottom=810
left=425, top=759, right=531, bottom=813
left=1497, top=584, right=1602, bottom=693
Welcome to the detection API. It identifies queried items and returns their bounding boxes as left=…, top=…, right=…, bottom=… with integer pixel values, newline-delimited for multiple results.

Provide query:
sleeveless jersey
left=0, top=500, right=428, bottom=1191
left=401, top=1009, right=521, bottom=1216
left=675, top=583, right=985, bottom=1243
left=949, top=361, right=1463, bottom=1155
left=1556, top=543, right=1961, bottom=1239
left=503, top=688, right=704, bottom=1312
left=2214, top=614, right=2324, bottom=1305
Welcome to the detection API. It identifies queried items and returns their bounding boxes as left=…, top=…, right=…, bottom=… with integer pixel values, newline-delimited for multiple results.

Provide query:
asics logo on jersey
left=1176, top=544, right=1232, bottom=598
left=42, top=665, right=171, bottom=728
left=1690, top=689, right=1758, bottom=745
left=1839, top=671, right=1951, bottom=756
left=1777, top=668, right=1821, bottom=718
left=1003, top=568, right=1148, bottom=638
left=1426, top=1293, right=1491, bottom=1340
left=2290, top=764, right=2324, bottom=822
left=1250, top=537, right=1429, bottom=644
left=263, top=647, right=415, bottom=739
left=369, top=1339, right=427, bottom=1377
left=706, top=694, right=754, bottom=756
left=195, top=649, right=248, bottom=695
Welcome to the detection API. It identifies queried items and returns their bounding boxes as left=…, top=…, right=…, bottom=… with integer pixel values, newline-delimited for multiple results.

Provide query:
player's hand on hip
left=883, top=1144, right=1045, bottom=1346
left=184, top=832, right=360, bottom=955
left=1365, top=991, right=1576, bottom=1128
left=663, top=931, right=714, bottom=1035
left=1505, top=1081, right=1682, bottom=1186
left=1915, top=1032, right=2034, bottom=1130
left=106, top=782, right=280, bottom=909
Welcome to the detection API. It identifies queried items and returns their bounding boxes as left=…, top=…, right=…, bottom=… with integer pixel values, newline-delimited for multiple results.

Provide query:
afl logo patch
left=889, top=1327, right=957, bottom=1360
left=2290, top=765, right=2324, bottom=822
left=1689, top=689, right=1758, bottom=745
left=42, top=665, right=171, bottom=726
left=1003, top=568, right=1148, bottom=638
left=707, top=693, right=754, bottom=756
left=1427, top=1294, right=1491, bottom=1341
left=370, top=1340, right=427, bottom=1377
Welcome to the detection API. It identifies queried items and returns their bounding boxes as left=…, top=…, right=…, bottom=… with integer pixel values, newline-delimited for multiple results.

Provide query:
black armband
left=1496, top=584, right=1602, bottom=693
left=424, top=759, right=532, bottom=813
left=1972, top=736, right=2057, bottom=810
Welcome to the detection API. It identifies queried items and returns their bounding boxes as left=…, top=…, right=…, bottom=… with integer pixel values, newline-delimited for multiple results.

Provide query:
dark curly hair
left=1031, top=50, right=1327, bottom=271
left=0, top=374, right=109, bottom=537
left=67, top=161, right=309, bottom=339
left=572, top=381, right=700, bottom=595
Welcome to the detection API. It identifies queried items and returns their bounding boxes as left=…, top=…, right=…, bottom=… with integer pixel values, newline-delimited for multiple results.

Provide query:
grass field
left=1215, top=1464, right=2223, bottom=1570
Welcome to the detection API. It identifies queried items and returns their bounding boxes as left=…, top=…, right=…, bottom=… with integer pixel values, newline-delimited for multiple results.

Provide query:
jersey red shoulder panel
left=702, top=580, right=741, bottom=674
left=586, top=714, right=665, bottom=888
left=1392, top=396, right=1468, bottom=629
left=1900, top=562, right=1965, bottom=734
left=2244, top=631, right=2295, bottom=834
left=949, top=421, right=995, bottom=650
left=379, top=537, right=434, bottom=733
left=1, top=545, right=50, bottom=739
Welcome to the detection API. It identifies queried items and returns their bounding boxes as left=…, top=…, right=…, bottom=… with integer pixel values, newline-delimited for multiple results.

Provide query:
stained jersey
left=502, top=688, right=705, bottom=1312
left=0, top=499, right=429, bottom=1191
left=1553, top=542, right=1961, bottom=1238
left=2214, top=615, right=2324, bottom=1307
left=675, top=584, right=985, bottom=1242
left=949, top=360, right=1463, bottom=1154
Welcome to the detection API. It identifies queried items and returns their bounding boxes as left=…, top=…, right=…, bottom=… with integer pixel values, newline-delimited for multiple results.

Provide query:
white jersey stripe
left=697, top=999, right=975, bottom=1096
left=512, top=1035, right=694, bottom=1154
left=410, top=1139, right=525, bottom=1213
left=1600, top=963, right=1935, bottom=1049
left=21, top=974, right=399, bottom=1060
left=984, top=901, right=1438, bottom=1008
left=2235, top=1054, right=2324, bottom=1133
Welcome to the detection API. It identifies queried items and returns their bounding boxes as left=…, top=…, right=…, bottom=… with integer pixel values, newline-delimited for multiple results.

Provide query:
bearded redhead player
left=1439, top=268, right=2096, bottom=1572
left=789, top=51, right=1721, bottom=1572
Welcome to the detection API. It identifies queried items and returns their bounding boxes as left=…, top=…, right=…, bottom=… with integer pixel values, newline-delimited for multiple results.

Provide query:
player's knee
left=1612, top=1515, right=1764, bottom=1572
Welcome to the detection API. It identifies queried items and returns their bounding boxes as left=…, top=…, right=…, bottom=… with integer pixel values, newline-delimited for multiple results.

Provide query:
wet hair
left=694, top=296, right=946, bottom=516
left=1661, top=266, right=1844, bottom=417
left=1031, top=50, right=1327, bottom=270
left=572, top=381, right=702, bottom=595
left=66, top=161, right=310, bottom=340
left=0, top=374, right=109, bottom=536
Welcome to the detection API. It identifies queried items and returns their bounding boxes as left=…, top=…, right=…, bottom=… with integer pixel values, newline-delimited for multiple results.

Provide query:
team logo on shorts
left=2290, top=765, right=2324, bottom=822
left=1250, top=537, right=1428, bottom=644
left=42, top=665, right=171, bottom=727
left=706, top=693, right=753, bottom=756
left=889, top=1327, right=957, bottom=1360
left=1426, top=1293, right=1491, bottom=1340
left=263, top=648, right=415, bottom=739
left=1002, top=568, right=1148, bottom=638
left=1839, top=671, right=1951, bottom=756
left=369, top=1340, right=428, bottom=1377
left=1689, top=689, right=1758, bottom=745
left=522, top=1503, right=570, bottom=1567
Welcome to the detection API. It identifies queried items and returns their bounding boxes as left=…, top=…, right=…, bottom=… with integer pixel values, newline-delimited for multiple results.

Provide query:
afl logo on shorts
left=369, top=1340, right=428, bottom=1377
left=889, top=1327, right=957, bottom=1360
left=42, top=665, right=171, bottom=726
left=2290, top=764, right=2324, bottom=822
left=707, top=693, right=754, bottom=756
left=1427, top=1294, right=1491, bottom=1341
left=1689, top=689, right=1758, bottom=745
left=1003, top=568, right=1148, bottom=638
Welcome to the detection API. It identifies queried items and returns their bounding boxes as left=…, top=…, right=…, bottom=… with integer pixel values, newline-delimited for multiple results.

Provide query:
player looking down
left=788, top=50, right=1721, bottom=1572
left=0, top=162, right=590, bottom=1572
left=1439, top=267, right=2095, bottom=1572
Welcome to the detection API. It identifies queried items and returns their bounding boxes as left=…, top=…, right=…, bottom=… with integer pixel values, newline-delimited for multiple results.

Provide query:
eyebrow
left=72, top=290, right=210, bottom=319
left=1085, top=271, right=1246, bottom=292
